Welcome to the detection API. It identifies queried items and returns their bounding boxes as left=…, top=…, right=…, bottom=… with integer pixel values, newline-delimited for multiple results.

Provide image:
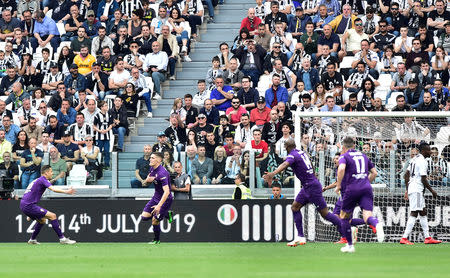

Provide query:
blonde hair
left=172, top=98, right=182, bottom=111
left=214, top=146, right=226, bottom=160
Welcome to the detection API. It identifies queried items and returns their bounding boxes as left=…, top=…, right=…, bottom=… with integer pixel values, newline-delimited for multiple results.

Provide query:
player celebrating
left=20, top=165, right=76, bottom=245
left=323, top=153, right=376, bottom=244
left=336, top=137, right=384, bottom=253
left=264, top=139, right=343, bottom=246
left=400, top=143, right=441, bottom=245
left=140, top=152, right=173, bottom=244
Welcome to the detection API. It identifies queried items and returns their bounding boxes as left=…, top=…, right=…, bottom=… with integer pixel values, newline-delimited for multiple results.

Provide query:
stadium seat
left=12, top=113, right=20, bottom=127
left=56, top=22, right=66, bottom=35
left=67, top=164, right=87, bottom=186
left=256, top=74, right=271, bottom=97
left=340, top=56, right=354, bottom=69
left=385, top=91, right=403, bottom=110
left=105, top=95, right=116, bottom=110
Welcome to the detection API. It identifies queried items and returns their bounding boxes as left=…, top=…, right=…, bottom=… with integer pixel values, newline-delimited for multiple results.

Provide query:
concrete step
left=125, top=144, right=152, bottom=152
left=132, top=134, right=157, bottom=141
left=117, top=152, right=143, bottom=159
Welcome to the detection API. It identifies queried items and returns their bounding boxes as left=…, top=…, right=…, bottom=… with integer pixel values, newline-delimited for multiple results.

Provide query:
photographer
left=288, top=43, right=312, bottom=72
left=0, top=151, right=19, bottom=189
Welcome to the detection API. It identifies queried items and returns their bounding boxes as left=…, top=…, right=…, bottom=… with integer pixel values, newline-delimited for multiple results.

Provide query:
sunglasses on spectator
left=391, top=8, right=398, bottom=10
left=86, top=139, right=93, bottom=141
left=88, top=15, right=95, bottom=17
left=273, top=46, right=281, bottom=48
left=355, top=23, right=363, bottom=26
left=379, top=25, right=386, bottom=27
left=232, top=102, right=240, bottom=104
left=198, top=117, right=206, bottom=119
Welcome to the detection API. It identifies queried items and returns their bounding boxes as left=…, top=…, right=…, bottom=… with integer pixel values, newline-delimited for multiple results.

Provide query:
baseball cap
left=87, top=10, right=95, bottom=17
left=50, top=62, right=58, bottom=68
left=157, top=131, right=166, bottom=137
left=70, top=63, right=78, bottom=69
left=257, top=96, right=266, bottom=103
left=63, top=131, right=71, bottom=137
left=198, top=113, right=206, bottom=118
left=295, top=6, right=304, bottom=11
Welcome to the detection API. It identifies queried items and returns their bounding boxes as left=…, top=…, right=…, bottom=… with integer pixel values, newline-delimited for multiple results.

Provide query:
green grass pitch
left=2, top=243, right=449, bottom=278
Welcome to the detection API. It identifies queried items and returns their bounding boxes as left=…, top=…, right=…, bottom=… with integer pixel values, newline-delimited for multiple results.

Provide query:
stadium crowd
left=0, top=0, right=448, bottom=194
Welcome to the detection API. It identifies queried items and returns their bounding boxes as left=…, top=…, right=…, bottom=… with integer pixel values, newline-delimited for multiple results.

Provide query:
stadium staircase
left=98, top=0, right=254, bottom=187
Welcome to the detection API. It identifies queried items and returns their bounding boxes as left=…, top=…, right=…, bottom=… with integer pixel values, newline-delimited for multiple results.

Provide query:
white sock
left=419, top=216, right=430, bottom=238
left=402, top=216, right=417, bottom=239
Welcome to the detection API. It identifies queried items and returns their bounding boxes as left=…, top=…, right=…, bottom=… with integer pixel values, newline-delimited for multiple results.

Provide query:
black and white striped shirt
left=120, top=0, right=143, bottom=19
left=43, top=72, right=64, bottom=85
left=36, top=60, right=52, bottom=75
left=93, top=111, right=112, bottom=141
left=68, top=123, right=93, bottom=142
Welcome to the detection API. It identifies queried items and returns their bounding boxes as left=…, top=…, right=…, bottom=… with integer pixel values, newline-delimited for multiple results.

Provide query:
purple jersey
left=286, top=149, right=320, bottom=188
left=148, top=164, right=172, bottom=200
left=339, top=149, right=374, bottom=193
left=20, top=176, right=52, bottom=206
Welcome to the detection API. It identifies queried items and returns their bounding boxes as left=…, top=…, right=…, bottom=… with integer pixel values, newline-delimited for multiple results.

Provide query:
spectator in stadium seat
left=382, top=3, right=406, bottom=37
left=431, top=47, right=448, bottom=77
left=86, top=62, right=109, bottom=100
left=0, top=9, right=20, bottom=41
left=404, top=79, right=424, bottom=109
left=236, top=76, right=258, bottom=112
left=339, top=18, right=368, bottom=59
left=317, top=24, right=340, bottom=60
left=263, top=41, right=289, bottom=75
left=288, top=7, right=311, bottom=41
left=0, top=151, right=19, bottom=188
left=262, top=109, right=282, bottom=145
left=184, top=144, right=197, bottom=177
left=415, top=25, right=435, bottom=59
left=143, top=41, right=167, bottom=98
left=113, top=25, right=132, bottom=57
left=391, top=94, right=412, bottom=112
left=108, top=59, right=130, bottom=95
left=120, top=82, right=140, bottom=117
left=351, top=39, right=379, bottom=79
left=216, top=115, right=235, bottom=144
left=123, top=40, right=144, bottom=71
left=171, top=161, right=191, bottom=199
left=308, top=116, right=334, bottom=144
left=45, top=115, right=64, bottom=145
left=0, top=66, right=21, bottom=96
left=199, top=99, right=219, bottom=126
left=31, top=10, right=60, bottom=53
left=12, top=130, right=28, bottom=163
left=98, top=0, right=119, bottom=23
left=158, top=25, right=178, bottom=80
left=223, top=144, right=242, bottom=184
left=130, top=144, right=152, bottom=188
left=240, top=8, right=262, bottom=36
left=265, top=74, right=288, bottom=109
left=70, top=27, right=92, bottom=55
left=82, top=10, right=102, bottom=39
left=428, top=146, right=448, bottom=187
left=97, top=47, right=117, bottom=75
left=192, top=80, right=210, bottom=109
left=357, top=78, right=377, bottom=111
left=205, top=56, right=223, bottom=91
left=165, top=113, right=186, bottom=152
left=109, top=97, right=128, bottom=152
left=370, top=20, right=395, bottom=58
left=276, top=101, right=292, bottom=124
left=430, top=79, right=449, bottom=110
left=74, top=45, right=96, bottom=76
left=192, top=113, right=214, bottom=146
left=1, top=115, right=19, bottom=145
left=64, top=64, right=87, bottom=97
left=234, top=39, right=266, bottom=87
left=191, top=145, right=213, bottom=184
left=254, top=23, right=271, bottom=52
left=68, top=112, right=93, bottom=147
left=150, top=6, right=169, bottom=37
left=62, top=5, right=84, bottom=42
left=179, top=0, right=204, bottom=40
left=152, top=131, right=172, bottom=153
left=0, top=99, right=12, bottom=120
left=368, top=97, right=387, bottom=112
left=92, top=26, right=115, bottom=58
left=234, top=113, right=255, bottom=149
left=0, top=129, right=11, bottom=162
left=37, top=131, right=54, bottom=153
left=210, top=77, right=234, bottom=112
left=346, top=62, right=379, bottom=94
left=379, top=47, right=399, bottom=76
left=405, top=39, right=429, bottom=73
left=296, top=58, right=319, bottom=94
left=274, top=122, right=293, bottom=158
left=57, top=46, right=75, bottom=76
left=231, top=28, right=250, bottom=54
left=270, top=59, right=297, bottom=93
left=251, top=128, right=268, bottom=161
left=416, top=62, right=434, bottom=91
left=416, top=92, right=439, bottom=112
left=321, top=63, right=343, bottom=102
left=57, top=99, right=77, bottom=129
left=223, top=58, right=244, bottom=92
left=222, top=132, right=235, bottom=156
left=106, top=9, right=126, bottom=39
left=311, top=4, right=333, bottom=30
left=20, top=9, right=35, bottom=38
left=211, top=146, right=227, bottom=184
left=343, top=93, right=364, bottom=112
left=19, top=137, right=43, bottom=188
left=48, top=147, right=66, bottom=185
left=394, top=26, right=413, bottom=57
left=438, top=22, right=450, bottom=54
left=250, top=96, right=271, bottom=128
left=183, top=94, right=198, bottom=129
left=385, top=62, right=412, bottom=103
left=22, top=116, right=43, bottom=142
left=42, top=63, right=64, bottom=95
left=226, top=96, right=247, bottom=126
left=4, top=82, right=30, bottom=109
left=216, top=43, right=231, bottom=70
left=56, top=131, right=80, bottom=171
left=80, top=135, right=102, bottom=181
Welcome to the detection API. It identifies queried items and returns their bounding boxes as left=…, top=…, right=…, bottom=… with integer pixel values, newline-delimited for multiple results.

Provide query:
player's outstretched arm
left=421, top=176, right=438, bottom=198
left=263, top=161, right=290, bottom=183
left=323, top=181, right=337, bottom=192
left=48, top=186, right=76, bottom=195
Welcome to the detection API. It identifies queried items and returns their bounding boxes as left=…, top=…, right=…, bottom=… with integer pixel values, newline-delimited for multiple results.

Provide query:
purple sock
left=293, top=210, right=304, bottom=237
left=325, top=212, right=343, bottom=236
left=367, top=216, right=378, bottom=227
left=153, top=224, right=160, bottom=241
left=141, top=216, right=151, bottom=221
left=50, top=219, right=64, bottom=239
left=341, top=218, right=352, bottom=245
left=350, top=218, right=366, bottom=226
left=31, top=222, right=43, bottom=240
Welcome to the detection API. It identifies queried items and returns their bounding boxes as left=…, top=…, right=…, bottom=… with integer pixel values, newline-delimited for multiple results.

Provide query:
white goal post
left=292, top=111, right=450, bottom=242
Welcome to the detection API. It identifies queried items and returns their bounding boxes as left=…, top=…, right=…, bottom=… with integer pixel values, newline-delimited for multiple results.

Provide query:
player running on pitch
left=264, top=139, right=344, bottom=246
left=400, top=142, right=441, bottom=245
left=323, top=153, right=376, bottom=244
left=140, top=152, right=173, bottom=244
left=20, top=165, right=76, bottom=245
left=336, top=137, right=384, bottom=253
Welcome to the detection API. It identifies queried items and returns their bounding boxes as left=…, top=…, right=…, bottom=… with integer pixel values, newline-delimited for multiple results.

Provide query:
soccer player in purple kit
left=336, top=137, right=384, bottom=253
left=264, top=139, right=343, bottom=246
left=20, top=165, right=77, bottom=245
left=323, top=153, right=376, bottom=244
left=140, top=152, right=173, bottom=244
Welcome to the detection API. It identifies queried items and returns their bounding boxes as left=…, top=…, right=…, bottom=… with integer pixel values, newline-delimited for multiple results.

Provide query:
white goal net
left=294, top=111, right=450, bottom=243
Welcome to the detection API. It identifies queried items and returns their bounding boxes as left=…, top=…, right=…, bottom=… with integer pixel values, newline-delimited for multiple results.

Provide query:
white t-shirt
left=109, top=70, right=130, bottom=85
left=406, top=153, right=428, bottom=194
left=394, top=36, right=413, bottom=53
left=431, top=55, right=450, bottom=68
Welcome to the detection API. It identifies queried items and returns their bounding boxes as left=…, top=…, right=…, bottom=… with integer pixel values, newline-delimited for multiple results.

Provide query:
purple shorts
left=333, top=197, right=343, bottom=215
left=341, top=186, right=374, bottom=213
left=295, top=184, right=327, bottom=210
left=143, top=196, right=173, bottom=221
left=20, top=203, right=48, bottom=221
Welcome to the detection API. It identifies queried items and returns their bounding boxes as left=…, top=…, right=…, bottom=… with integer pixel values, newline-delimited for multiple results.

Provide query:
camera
left=0, top=169, right=14, bottom=199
